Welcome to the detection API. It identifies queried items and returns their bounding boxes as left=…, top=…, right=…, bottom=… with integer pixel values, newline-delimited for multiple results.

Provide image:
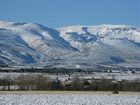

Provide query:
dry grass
left=0, top=91, right=140, bottom=95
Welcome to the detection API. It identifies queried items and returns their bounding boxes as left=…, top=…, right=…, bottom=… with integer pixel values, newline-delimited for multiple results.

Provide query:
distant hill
left=0, top=21, right=140, bottom=69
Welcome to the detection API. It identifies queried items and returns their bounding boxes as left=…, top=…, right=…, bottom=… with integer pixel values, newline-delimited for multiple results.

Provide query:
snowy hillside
left=0, top=21, right=140, bottom=69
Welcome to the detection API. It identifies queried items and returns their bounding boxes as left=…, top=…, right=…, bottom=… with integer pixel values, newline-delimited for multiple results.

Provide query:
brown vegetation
left=0, top=74, right=140, bottom=92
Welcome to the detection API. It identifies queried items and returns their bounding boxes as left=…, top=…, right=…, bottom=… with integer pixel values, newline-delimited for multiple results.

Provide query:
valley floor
left=0, top=72, right=140, bottom=81
left=0, top=91, right=139, bottom=105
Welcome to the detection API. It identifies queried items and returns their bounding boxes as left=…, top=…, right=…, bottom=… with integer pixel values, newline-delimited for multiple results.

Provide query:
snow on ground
left=0, top=93, right=139, bottom=105
left=0, top=72, right=140, bottom=81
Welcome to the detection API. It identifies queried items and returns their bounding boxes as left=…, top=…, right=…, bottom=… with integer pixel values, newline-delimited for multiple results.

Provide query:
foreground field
left=0, top=91, right=140, bottom=105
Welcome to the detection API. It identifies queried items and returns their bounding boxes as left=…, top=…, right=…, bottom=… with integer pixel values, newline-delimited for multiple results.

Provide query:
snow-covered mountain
left=0, top=21, right=140, bottom=69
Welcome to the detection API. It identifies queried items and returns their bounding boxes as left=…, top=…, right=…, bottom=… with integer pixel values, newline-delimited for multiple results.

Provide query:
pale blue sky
left=0, top=0, right=139, bottom=27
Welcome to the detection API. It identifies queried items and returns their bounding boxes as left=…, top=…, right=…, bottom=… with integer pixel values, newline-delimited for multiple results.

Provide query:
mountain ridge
left=0, top=21, right=140, bottom=69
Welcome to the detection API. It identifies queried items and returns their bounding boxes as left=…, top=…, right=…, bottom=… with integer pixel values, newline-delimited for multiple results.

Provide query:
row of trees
left=0, top=74, right=140, bottom=91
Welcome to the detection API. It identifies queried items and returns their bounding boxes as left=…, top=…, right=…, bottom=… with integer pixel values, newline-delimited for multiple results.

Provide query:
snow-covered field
left=0, top=72, right=140, bottom=81
left=0, top=92, right=140, bottom=105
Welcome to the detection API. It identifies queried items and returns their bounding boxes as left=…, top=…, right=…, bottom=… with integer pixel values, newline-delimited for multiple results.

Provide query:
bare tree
left=71, top=76, right=84, bottom=90
left=34, top=74, right=50, bottom=90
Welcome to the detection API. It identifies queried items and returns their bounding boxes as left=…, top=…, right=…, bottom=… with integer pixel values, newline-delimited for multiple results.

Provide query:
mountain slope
left=0, top=21, right=140, bottom=69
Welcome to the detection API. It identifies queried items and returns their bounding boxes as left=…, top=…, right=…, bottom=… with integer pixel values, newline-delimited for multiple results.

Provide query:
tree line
left=0, top=74, right=140, bottom=92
